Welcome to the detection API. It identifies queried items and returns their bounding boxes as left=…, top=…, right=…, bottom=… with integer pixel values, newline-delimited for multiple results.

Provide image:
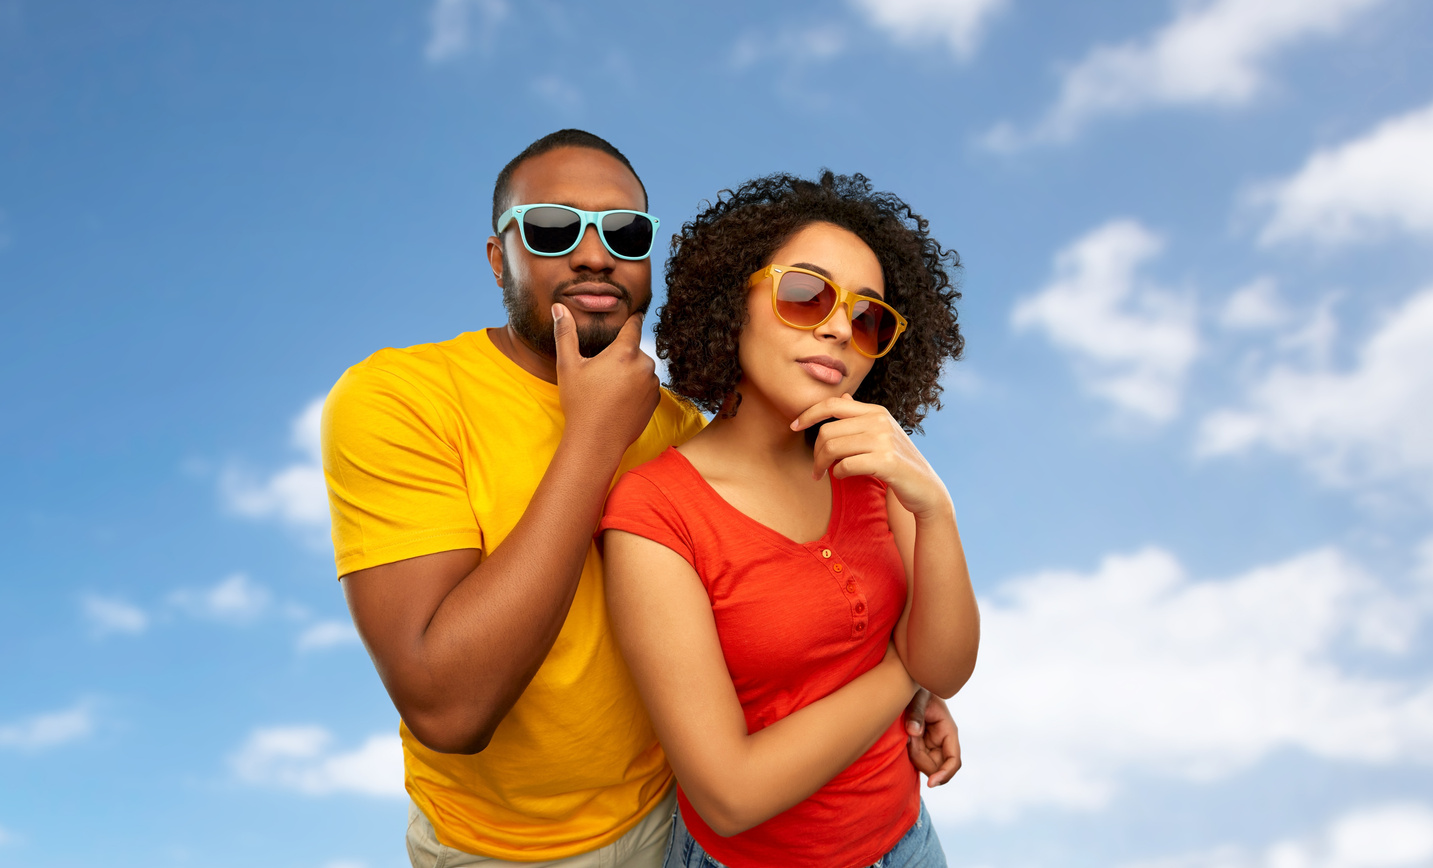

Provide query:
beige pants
left=407, top=789, right=676, bottom=868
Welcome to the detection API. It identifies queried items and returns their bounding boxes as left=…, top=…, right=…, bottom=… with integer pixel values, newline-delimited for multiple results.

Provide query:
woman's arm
left=886, top=487, right=979, bottom=698
left=604, top=528, right=918, bottom=838
left=796, top=394, right=980, bottom=699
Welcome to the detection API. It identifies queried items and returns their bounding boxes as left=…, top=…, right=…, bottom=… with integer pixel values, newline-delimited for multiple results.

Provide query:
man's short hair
left=491, top=129, right=648, bottom=232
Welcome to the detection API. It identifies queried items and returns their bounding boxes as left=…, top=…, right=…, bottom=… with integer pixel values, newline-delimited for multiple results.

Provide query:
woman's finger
left=789, top=394, right=877, bottom=431
left=829, top=453, right=882, bottom=481
left=813, top=433, right=880, bottom=479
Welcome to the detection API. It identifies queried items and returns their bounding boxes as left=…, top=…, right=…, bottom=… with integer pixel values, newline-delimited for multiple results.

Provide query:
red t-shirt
left=599, top=447, right=918, bottom=868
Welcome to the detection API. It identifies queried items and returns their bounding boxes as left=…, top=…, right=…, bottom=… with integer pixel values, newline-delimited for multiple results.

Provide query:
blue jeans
left=662, top=800, right=946, bottom=868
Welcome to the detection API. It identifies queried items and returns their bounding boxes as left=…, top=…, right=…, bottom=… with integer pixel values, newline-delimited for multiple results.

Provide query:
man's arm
left=342, top=306, right=658, bottom=755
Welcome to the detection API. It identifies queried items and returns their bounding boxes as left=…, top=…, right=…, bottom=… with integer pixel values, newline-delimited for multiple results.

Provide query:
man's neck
left=490, top=324, right=558, bottom=384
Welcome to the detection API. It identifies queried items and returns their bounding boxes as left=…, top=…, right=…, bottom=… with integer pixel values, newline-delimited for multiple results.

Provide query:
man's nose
left=568, top=223, right=615, bottom=271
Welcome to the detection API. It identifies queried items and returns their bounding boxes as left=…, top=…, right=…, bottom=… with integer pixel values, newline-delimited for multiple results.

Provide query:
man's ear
left=485, top=235, right=505, bottom=287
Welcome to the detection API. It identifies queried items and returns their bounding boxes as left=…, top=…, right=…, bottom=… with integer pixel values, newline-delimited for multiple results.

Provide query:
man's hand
left=552, top=303, right=659, bottom=456
left=904, top=690, right=961, bottom=787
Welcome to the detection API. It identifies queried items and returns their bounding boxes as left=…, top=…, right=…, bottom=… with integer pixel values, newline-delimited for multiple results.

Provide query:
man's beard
left=501, top=262, right=648, bottom=359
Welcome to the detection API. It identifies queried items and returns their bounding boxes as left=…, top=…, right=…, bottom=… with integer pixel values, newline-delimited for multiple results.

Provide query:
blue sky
left=3, top=1, right=1433, bottom=865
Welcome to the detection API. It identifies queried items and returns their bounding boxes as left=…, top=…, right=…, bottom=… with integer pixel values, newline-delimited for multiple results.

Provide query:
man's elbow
left=402, top=711, right=496, bottom=756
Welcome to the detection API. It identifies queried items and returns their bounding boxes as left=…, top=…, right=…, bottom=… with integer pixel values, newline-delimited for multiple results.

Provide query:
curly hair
left=656, top=171, right=963, bottom=433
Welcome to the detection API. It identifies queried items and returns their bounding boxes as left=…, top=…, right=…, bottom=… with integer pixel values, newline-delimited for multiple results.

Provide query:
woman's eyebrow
left=789, top=261, right=833, bottom=279
left=789, top=262, right=885, bottom=298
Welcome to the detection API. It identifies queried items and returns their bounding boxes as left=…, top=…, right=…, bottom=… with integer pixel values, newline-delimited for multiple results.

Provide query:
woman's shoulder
left=606, top=448, right=701, bottom=516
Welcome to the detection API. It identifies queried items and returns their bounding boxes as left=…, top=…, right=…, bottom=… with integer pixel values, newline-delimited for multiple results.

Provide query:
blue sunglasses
left=496, top=204, right=660, bottom=261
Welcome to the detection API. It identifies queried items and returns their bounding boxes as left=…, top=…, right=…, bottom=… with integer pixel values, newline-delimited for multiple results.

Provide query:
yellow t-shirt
left=321, top=328, right=705, bottom=860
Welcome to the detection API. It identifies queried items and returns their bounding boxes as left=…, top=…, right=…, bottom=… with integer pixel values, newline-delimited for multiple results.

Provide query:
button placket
left=814, top=545, right=868, bottom=639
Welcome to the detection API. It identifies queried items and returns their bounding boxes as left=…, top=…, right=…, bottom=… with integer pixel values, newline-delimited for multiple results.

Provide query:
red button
left=845, top=581, right=856, bottom=593
left=855, top=622, right=866, bottom=632
left=854, top=601, right=866, bottom=614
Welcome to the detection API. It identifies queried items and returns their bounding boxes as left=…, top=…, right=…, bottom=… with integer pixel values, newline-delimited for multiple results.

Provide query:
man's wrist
left=553, top=430, right=629, bottom=476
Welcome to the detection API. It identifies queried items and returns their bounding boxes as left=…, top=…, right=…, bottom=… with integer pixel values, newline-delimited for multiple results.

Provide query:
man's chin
left=574, top=320, right=624, bottom=358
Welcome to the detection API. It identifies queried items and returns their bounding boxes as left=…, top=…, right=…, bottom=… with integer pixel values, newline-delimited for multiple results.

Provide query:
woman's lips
left=796, top=356, right=847, bottom=385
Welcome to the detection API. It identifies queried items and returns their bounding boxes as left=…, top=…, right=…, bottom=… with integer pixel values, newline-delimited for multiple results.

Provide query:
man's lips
left=561, top=283, right=625, bottom=313
left=796, top=355, right=848, bottom=385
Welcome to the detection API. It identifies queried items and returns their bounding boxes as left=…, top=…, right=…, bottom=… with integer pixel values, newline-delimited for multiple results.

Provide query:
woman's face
left=737, top=221, right=885, bottom=420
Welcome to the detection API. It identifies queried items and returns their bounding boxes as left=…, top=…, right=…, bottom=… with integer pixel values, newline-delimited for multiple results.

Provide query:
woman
left=598, top=172, right=977, bottom=868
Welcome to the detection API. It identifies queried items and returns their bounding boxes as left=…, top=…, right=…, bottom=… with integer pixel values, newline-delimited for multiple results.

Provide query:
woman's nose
left=817, top=302, right=853, bottom=343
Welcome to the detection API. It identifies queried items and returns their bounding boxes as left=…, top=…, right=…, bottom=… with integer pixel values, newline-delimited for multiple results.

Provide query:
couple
left=321, top=129, right=978, bottom=868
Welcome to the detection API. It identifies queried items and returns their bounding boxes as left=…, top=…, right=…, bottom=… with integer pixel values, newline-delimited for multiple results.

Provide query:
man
left=322, top=129, right=960, bottom=867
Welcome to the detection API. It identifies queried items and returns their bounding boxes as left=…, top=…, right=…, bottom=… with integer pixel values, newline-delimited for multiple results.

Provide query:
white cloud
left=530, top=75, right=581, bottom=114
left=221, top=396, right=329, bottom=530
left=0, top=702, right=95, bottom=751
left=925, top=546, right=1433, bottom=824
left=1198, top=286, right=1433, bottom=494
left=1251, top=100, right=1433, bottom=246
left=1012, top=219, right=1199, bottom=422
left=230, top=726, right=404, bottom=798
left=168, top=573, right=271, bottom=624
left=1123, top=802, right=1433, bottom=868
left=425, top=0, right=507, bottom=63
left=297, top=620, right=361, bottom=653
left=1220, top=277, right=1289, bottom=331
left=984, top=0, right=1390, bottom=149
left=79, top=593, right=148, bottom=637
left=730, top=25, right=847, bottom=71
left=848, top=0, right=1006, bottom=60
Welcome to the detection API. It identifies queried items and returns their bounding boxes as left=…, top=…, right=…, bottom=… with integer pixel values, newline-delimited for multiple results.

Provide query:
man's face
left=490, top=146, right=652, bottom=359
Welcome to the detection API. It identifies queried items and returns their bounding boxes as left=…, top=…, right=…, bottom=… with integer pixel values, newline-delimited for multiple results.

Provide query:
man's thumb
left=905, top=689, right=931, bottom=735
left=552, top=303, right=577, bottom=363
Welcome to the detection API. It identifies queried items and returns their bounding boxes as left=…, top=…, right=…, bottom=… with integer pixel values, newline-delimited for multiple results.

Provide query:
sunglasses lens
left=850, top=298, right=899, bottom=356
left=600, top=212, right=655, bottom=259
left=521, top=207, right=583, bottom=254
left=774, top=272, right=838, bottom=326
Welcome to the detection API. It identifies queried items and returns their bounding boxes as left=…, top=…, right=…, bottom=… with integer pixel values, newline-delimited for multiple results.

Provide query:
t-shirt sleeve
left=598, top=468, right=696, bottom=570
left=322, top=362, right=485, bottom=576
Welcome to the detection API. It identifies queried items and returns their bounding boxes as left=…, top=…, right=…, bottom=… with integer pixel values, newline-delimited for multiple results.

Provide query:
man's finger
left=608, top=311, right=645, bottom=351
left=928, top=751, right=961, bottom=787
left=907, top=736, right=939, bottom=776
left=552, top=304, right=579, bottom=366
left=926, top=725, right=962, bottom=786
left=904, top=689, right=931, bottom=737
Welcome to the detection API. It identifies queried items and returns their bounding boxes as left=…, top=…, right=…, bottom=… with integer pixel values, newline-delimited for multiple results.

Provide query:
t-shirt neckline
left=473, top=328, right=560, bottom=401
left=662, top=447, right=842, bottom=550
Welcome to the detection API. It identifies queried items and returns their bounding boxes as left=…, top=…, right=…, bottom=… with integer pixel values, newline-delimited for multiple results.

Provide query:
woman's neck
left=694, top=386, right=814, bottom=478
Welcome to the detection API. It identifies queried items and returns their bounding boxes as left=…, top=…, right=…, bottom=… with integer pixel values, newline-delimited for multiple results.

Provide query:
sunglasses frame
left=747, top=264, right=909, bottom=359
left=496, top=203, right=660, bottom=261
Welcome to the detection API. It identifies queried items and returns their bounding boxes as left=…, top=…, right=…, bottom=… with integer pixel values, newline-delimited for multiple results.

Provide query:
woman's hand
left=792, top=394, right=953, bottom=520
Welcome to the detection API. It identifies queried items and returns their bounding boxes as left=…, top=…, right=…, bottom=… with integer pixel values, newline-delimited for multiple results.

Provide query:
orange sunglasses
left=747, top=264, right=908, bottom=359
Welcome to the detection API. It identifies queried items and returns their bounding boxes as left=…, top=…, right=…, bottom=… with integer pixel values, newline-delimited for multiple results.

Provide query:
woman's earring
left=719, top=391, right=743, bottom=419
